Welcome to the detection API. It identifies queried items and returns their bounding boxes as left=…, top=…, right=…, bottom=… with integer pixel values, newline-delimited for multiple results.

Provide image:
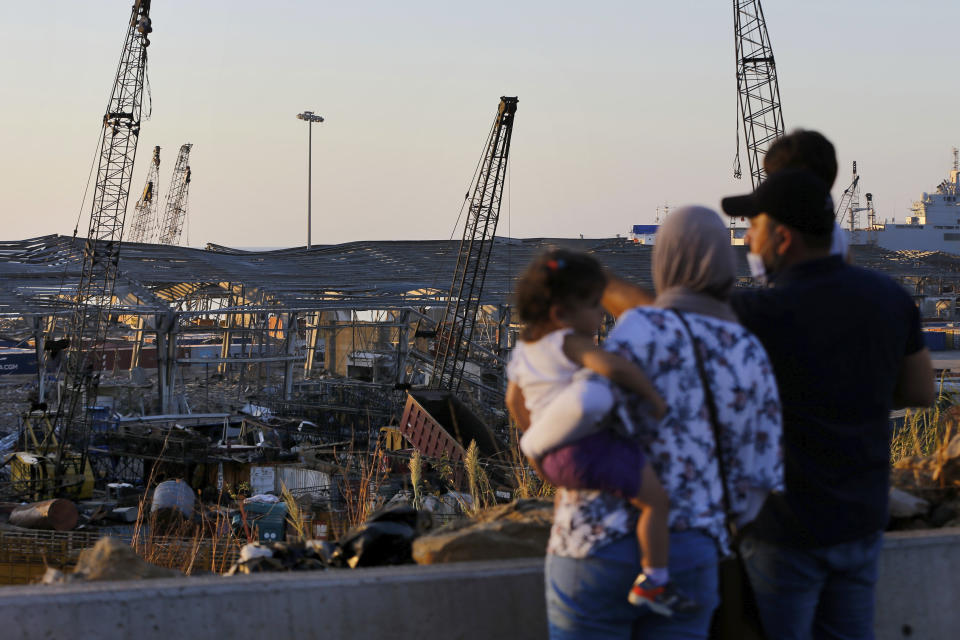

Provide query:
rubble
left=43, top=536, right=182, bottom=583
left=889, top=431, right=960, bottom=530
left=226, top=541, right=328, bottom=574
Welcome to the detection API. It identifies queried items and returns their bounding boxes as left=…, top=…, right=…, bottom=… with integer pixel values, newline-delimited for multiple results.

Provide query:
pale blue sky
left=1, top=1, right=957, bottom=247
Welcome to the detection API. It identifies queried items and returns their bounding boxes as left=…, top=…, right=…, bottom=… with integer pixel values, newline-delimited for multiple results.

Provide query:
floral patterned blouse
left=548, top=308, right=784, bottom=558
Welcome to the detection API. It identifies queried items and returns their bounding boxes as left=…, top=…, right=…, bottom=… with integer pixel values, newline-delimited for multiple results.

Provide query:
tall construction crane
left=733, top=0, right=785, bottom=189
left=431, top=96, right=518, bottom=392
left=127, top=145, right=161, bottom=243
left=156, top=143, right=193, bottom=245
left=49, top=0, right=154, bottom=491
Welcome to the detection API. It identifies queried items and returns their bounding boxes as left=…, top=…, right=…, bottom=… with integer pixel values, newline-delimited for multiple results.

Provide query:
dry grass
left=129, top=431, right=242, bottom=574
left=334, top=440, right=388, bottom=536
left=506, top=420, right=554, bottom=500
left=464, top=440, right=494, bottom=515
left=891, top=375, right=958, bottom=465
left=409, top=450, right=423, bottom=510
left=280, top=482, right=308, bottom=540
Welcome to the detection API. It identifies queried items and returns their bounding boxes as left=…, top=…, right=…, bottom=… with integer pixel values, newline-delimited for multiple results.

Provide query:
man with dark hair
left=720, top=166, right=935, bottom=639
left=763, top=129, right=838, bottom=187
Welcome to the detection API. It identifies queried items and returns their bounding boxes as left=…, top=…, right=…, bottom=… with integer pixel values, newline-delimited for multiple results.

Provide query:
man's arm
left=602, top=273, right=655, bottom=317
left=893, top=348, right=936, bottom=408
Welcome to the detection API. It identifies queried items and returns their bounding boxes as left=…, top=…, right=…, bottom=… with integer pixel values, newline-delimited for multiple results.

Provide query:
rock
left=888, top=517, right=933, bottom=532
left=929, top=499, right=960, bottom=528
left=412, top=499, right=553, bottom=565
left=889, top=487, right=929, bottom=519
left=44, top=536, right=181, bottom=583
left=892, top=456, right=938, bottom=491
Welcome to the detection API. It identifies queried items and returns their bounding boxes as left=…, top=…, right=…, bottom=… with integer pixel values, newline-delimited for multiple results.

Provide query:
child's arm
left=562, top=333, right=667, bottom=419
left=506, top=381, right=532, bottom=431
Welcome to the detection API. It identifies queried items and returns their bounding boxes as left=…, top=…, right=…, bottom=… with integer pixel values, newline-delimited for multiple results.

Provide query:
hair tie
left=546, top=258, right=566, bottom=271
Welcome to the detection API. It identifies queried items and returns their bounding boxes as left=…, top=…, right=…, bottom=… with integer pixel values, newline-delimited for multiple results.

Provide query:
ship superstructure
left=852, top=151, right=960, bottom=253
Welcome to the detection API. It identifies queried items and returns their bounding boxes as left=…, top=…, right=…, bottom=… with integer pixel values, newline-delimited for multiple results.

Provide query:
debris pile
left=890, top=431, right=960, bottom=530
left=43, top=536, right=182, bottom=583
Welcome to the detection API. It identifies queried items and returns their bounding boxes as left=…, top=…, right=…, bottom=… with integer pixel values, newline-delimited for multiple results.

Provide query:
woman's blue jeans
left=545, top=530, right=719, bottom=640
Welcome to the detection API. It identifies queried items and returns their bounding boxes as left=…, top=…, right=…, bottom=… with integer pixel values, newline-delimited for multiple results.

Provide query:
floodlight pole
left=296, top=110, right=324, bottom=249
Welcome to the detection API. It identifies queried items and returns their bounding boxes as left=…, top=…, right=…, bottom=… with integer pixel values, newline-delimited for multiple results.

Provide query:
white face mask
left=746, top=252, right=768, bottom=286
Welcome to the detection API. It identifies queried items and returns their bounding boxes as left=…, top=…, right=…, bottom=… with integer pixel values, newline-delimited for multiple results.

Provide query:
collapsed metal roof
left=0, top=234, right=956, bottom=320
left=0, top=235, right=655, bottom=318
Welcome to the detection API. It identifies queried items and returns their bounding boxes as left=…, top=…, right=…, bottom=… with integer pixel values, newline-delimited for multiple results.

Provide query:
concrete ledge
left=1, top=529, right=957, bottom=639
left=0, top=558, right=548, bottom=640
left=875, top=527, right=960, bottom=640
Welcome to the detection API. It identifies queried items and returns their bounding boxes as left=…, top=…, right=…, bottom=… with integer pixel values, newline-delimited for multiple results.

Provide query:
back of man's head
left=764, top=130, right=838, bottom=188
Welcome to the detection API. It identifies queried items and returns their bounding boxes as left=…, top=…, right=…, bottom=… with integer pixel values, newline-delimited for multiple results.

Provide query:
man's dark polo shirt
left=731, top=255, right=923, bottom=547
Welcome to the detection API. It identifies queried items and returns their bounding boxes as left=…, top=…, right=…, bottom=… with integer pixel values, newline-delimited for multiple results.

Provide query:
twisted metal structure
left=127, top=145, right=161, bottom=243
left=157, top=143, right=192, bottom=245
left=50, top=0, right=154, bottom=489
left=432, top=96, right=518, bottom=392
left=733, top=0, right=785, bottom=188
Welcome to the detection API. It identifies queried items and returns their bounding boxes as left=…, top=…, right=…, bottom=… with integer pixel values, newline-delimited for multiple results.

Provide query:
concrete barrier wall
left=875, top=528, right=960, bottom=640
left=0, top=529, right=957, bottom=640
left=0, top=559, right=548, bottom=640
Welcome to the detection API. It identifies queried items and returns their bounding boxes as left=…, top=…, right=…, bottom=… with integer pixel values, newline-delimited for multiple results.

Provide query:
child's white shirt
left=506, top=329, right=614, bottom=459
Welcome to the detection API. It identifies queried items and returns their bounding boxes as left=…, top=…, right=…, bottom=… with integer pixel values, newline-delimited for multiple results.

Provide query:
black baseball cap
left=721, top=168, right=835, bottom=236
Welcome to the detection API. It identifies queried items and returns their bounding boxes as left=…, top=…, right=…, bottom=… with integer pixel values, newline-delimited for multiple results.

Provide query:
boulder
left=888, top=487, right=929, bottom=519
left=412, top=498, right=553, bottom=565
left=43, top=536, right=181, bottom=584
left=929, top=499, right=960, bottom=528
left=892, top=455, right=938, bottom=491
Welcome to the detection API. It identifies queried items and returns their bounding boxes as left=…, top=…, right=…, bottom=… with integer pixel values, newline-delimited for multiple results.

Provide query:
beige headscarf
left=652, top=206, right=738, bottom=323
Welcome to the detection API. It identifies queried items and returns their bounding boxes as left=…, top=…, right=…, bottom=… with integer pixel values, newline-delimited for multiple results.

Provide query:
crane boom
left=432, top=96, right=518, bottom=392
left=734, top=0, right=785, bottom=188
left=127, top=145, right=161, bottom=243
left=157, top=143, right=193, bottom=245
left=51, top=0, right=154, bottom=488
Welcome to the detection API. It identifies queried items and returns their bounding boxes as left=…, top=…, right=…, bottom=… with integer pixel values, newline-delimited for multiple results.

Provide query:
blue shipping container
left=923, top=330, right=947, bottom=351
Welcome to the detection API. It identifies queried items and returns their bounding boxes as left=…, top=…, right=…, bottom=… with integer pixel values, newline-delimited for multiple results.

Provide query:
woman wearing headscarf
left=534, top=206, right=784, bottom=639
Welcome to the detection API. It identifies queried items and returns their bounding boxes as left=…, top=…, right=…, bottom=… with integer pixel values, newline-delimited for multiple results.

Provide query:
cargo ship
left=631, top=152, right=960, bottom=255
left=844, top=151, right=960, bottom=253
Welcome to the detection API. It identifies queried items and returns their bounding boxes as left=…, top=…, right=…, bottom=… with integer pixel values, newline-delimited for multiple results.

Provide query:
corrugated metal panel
left=275, top=466, right=332, bottom=501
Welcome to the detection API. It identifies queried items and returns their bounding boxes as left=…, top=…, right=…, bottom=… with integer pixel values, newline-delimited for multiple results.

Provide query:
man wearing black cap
left=721, top=167, right=934, bottom=639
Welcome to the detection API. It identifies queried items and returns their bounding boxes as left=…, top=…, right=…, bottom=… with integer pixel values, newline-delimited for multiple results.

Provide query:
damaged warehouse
left=0, top=232, right=650, bottom=581
left=3, top=233, right=960, bottom=582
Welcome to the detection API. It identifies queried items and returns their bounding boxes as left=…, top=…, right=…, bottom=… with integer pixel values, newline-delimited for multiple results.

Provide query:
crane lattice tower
left=432, top=97, right=518, bottom=392
left=127, top=145, right=161, bottom=243
left=733, top=0, right=785, bottom=189
left=50, top=0, right=153, bottom=489
left=157, top=143, right=193, bottom=246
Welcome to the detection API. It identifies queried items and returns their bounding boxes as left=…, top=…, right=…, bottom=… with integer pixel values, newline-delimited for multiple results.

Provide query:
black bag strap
left=673, top=310, right=737, bottom=537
